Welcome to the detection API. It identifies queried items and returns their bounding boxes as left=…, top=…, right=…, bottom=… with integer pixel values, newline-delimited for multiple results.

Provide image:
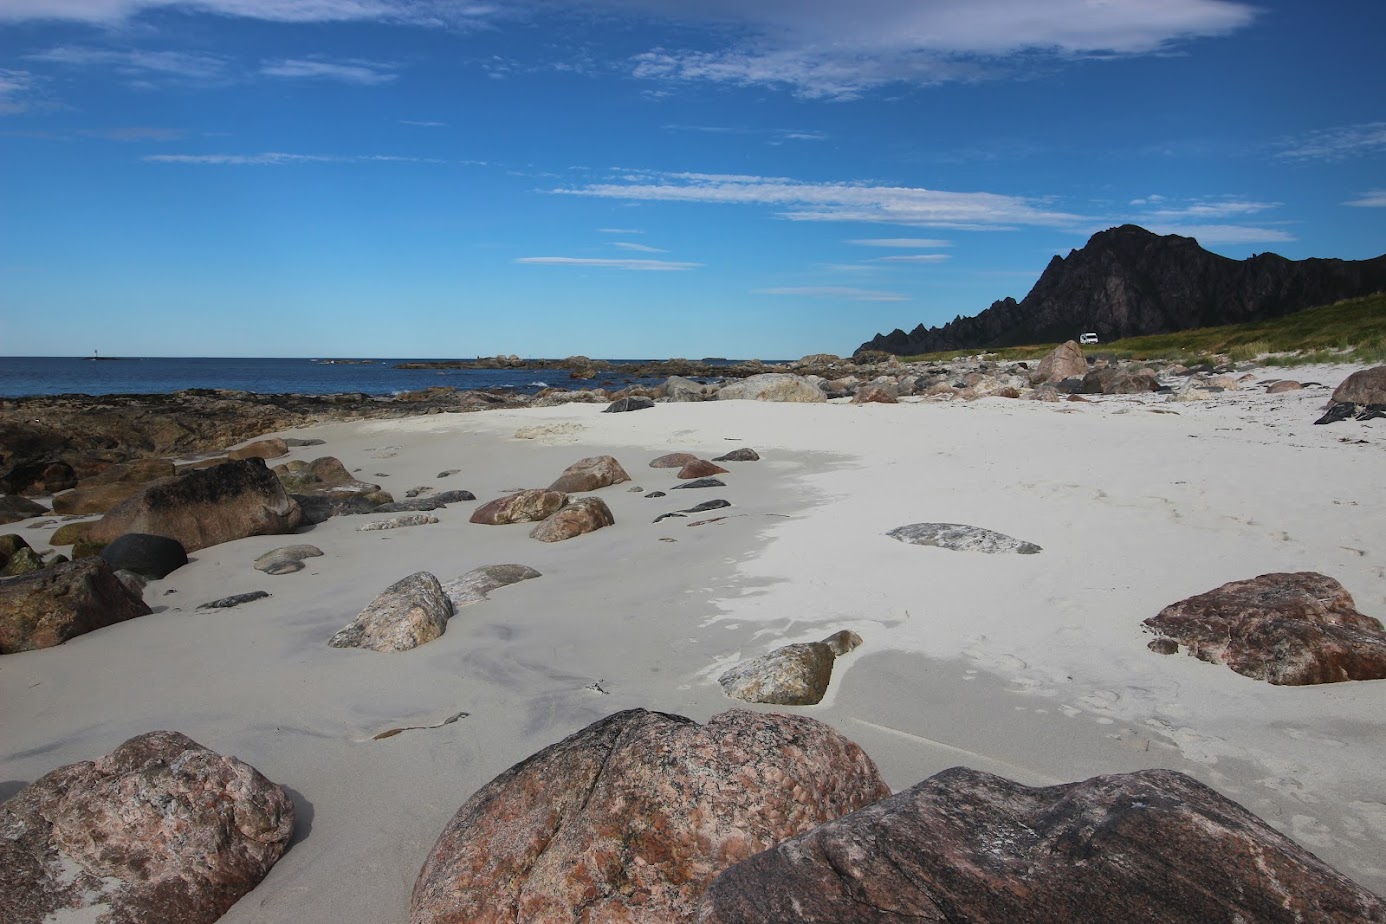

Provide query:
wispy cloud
left=597, top=227, right=643, bottom=234
left=0, top=69, right=39, bottom=115
left=0, top=0, right=500, bottom=27
left=848, top=237, right=952, bottom=248
left=755, top=286, right=908, bottom=302
left=1345, top=191, right=1386, bottom=208
left=1131, top=196, right=1279, bottom=220
left=556, top=171, right=1085, bottom=231
left=401, top=119, right=447, bottom=127
left=260, top=57, right=398, bottom=85
left=1278, top=122, right=1386, bottom=162
left=870, top=253, right=951, bottom=264
left=28, top=45, right=231, bottom=82
left=143, top=151, right=444, bottom=165
left=612, top=242, right=668, bottom=253
left=1141, top=223, right=1296, bottom=245
left=515, top=256, right=700, bottom=271
left=665, top=123, right=828, bottom=144
left=626, top=0, right=1257, bottom=98
left=83, top=126, right=186, bottom=141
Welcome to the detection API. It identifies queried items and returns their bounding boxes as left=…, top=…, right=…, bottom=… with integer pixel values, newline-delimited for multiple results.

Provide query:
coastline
left=2, top=362, right=1384, bottom=921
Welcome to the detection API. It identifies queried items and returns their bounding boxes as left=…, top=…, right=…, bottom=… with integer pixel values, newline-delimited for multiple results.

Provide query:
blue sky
left=2, top=1, right=1384, bottom=358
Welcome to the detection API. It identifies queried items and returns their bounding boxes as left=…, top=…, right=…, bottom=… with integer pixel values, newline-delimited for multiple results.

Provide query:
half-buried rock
left=469, top=489, right=567, bottom=525
left=696, top=766, right=1386, bottom=924
left=1143, top=571, right=1386, bottom=684
left=87, top=457, right=302, bottom=553
left=409, top=708, right=889, bottom=924
left=329, top=571, right=453, bottom=652
left=650, top=452, right=700, bottom=469
left=0, top=730, right=295, bottom=924
left=712, top=448, right=760, bottom=462
left=99, top=532, right=188, bottom=579
left=254, top=543, right=324, bottom=575
left=888, top=522, right=1042, bottom=554
left=442, top=564, right=541, bottom=609
left=0, top=558, right=151, bottom=654
left=677, top=459, right=729, bottom=479
left=529, top=496, right=614, bottom=542
left=718, top=630, right=862, bottom=706
left=547, top=455, right=630, bottom=493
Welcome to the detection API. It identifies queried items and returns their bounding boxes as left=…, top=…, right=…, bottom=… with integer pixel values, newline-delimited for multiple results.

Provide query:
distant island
left=858, top=224, right=1386, bottom=356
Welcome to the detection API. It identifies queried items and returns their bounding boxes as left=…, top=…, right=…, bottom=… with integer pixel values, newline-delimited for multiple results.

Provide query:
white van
left=1079, top=332, right=1099, bottom=345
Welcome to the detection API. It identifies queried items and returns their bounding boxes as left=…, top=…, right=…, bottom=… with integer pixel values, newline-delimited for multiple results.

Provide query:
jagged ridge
left=858, top=224, right=1386, bottom=356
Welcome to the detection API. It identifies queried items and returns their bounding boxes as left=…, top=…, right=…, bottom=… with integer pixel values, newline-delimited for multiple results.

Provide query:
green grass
left=901, top=292, right=1386, bottom=365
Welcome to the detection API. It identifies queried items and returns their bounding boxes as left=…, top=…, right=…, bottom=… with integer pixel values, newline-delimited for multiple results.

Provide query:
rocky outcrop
left=277, top=456, right=392, bottom=522
left=860, top=224, right=1386, bottom=354
left=0, top=558, right=151, bottom=653
left=718, top=631, right=863, bottom=706
left=87, top=458, right=302, bottom=553
left=888, top=523, right=1042, bottom=554
left=469, top=489, right=568, bottom=525
left=530, top=497, right=615, bottom=542
left=441, top=564, right=542, bottom=609
left=718, top=373, right=826, bottom=403
left=0, top=730, right=294, bottom=924
left=99, top=532, right=189, bottom=579
left=548, top=455, right=631, bottom=493
left=328, top=571, right=454, bottom=652
left=1144, top=571, right=1386, bottom=684
left=410, top=708, right=890, bottom=924
left=227, top=437, right=289, bottom=460
left=697, top=766, right=1386, bottom=924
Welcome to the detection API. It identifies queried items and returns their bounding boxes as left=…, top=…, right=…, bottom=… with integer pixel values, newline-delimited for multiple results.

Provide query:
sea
left=0, top=356, right=731, bottom=399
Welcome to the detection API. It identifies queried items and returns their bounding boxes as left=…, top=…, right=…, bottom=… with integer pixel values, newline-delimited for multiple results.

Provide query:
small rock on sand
left=888, top=522, right=1042, bottom=554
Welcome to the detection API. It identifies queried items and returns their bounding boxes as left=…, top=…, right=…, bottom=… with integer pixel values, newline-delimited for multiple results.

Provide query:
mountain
left=857, top=225, right=1386, bottom=356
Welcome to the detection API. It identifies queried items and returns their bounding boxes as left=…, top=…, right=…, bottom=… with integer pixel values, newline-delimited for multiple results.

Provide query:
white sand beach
left=3, top=364, right=1384, bottom=921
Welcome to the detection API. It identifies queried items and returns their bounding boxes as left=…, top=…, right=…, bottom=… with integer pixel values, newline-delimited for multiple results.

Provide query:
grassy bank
left=904, top=292, right=1386, bottom=366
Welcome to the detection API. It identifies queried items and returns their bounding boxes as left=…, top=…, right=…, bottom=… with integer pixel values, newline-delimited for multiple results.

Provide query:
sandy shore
left=3, top=363, right=1384, bottom=919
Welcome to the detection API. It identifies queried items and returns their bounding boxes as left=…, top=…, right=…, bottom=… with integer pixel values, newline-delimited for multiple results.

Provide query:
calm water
left=0, top=357, right=701, bottom=399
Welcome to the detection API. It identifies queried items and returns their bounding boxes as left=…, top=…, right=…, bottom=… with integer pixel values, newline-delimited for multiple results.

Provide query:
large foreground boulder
left=529, top=496, right=614, bottom=542
left=0, top=558, right=151, bottom=653
left=328, top=571, right=453, bottom=652
left=697, top=766, right=1386, bottom=924
left=469, top=489, right=567, bottom=525
left=1332, top=365, right=1386, bottom=405
left=0, top=730, right=295, bottom=924
left=717, top=373, right=826, bottom=403
left=87, top=458, right=302, bottom=553
left=1143, top=571, right=1386, bottom=684
left=1029, top=339, right=1088, bottom=385
left=411, top=708, right=889, bottom=924
left=548, top=455, right=631, bottom=493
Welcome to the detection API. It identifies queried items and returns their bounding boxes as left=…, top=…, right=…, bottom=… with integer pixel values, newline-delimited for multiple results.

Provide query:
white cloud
left=848, top=237, right=952, bottom=248
left=871, top=253, right=951, bottom=264
left=556, top=171, right=1085, bottom=230
left=597, top=227, right=642, bottom=234
left=260, top=58, right=398, bottom=85
left=1138, top=197, right=1279, bottom=220
left=1279, top=122, right=1386, bottom=162
left=624, top=0, right=1256, bottom=97
left=29, top=46, right=231, bottom=81
left=144, top=151, right=444, bottom=164
left=612, top=241, right=667, bottom=253
left=0, top=0, right=497, bottom=26
left=755, top=286, right=908, bottom=302
left=1141, top=223, right=1296, bottom=245
left=0, top=70, right=38, bottom=116
left=1345, top=190, right=1386, bottom=208
left=515, top=256, right=699, bottom=271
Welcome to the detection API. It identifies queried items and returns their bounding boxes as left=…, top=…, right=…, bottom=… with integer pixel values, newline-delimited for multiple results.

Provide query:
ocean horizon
left=0, top=356, right=758, bottom=399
